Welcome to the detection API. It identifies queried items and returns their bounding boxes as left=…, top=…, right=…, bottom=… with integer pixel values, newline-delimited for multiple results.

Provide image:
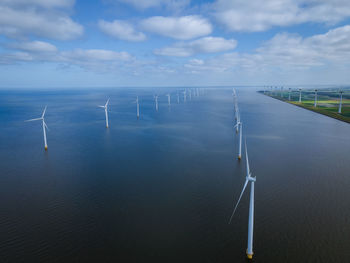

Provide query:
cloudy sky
left=1, top=0, right=350, bottom=88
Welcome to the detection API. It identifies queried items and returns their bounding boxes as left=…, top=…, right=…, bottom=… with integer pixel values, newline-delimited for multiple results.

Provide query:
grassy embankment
left=260, top=91, right=350, bottom=124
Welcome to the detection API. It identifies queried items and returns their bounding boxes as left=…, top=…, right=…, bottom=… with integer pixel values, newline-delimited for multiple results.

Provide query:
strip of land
left=259, top=91, right=350, bottom=124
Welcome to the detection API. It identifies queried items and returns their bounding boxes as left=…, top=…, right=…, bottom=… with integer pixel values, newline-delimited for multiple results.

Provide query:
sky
left=1, top=0, right=350, bottom=88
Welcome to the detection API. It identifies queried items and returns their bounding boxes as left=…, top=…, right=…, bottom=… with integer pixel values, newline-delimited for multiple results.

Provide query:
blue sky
left=1, top=0, right=350, bottom=88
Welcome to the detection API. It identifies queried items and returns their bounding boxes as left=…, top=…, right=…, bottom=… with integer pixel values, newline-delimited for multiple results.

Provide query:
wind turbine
left=338, top=91, right=343, bottom=114
left=166, top=94, right=171, bottom=107
left=154, top=95, right=159, bottom=111
left=232, top=89, right=237, bottom=112
left=234, top=110, right=241, bottom=133
left=229, top=141, right=256, bottom=259
left=233, top=113, right=242, bottom=160
left=299, top=88, right=302, bottom=103
left=189, top=89, right=192, bottom=100
left=25, top=106, right=49, bottom=150
left=177, top=92, right=180, bottom=104
left=288, top=88, right=291, bottom=101
left=183, top=90, right=187, bottom=103
left=238, top=122, right=242, bottom=160
left=280, top=86, right=283, bottom=98
left=136, top=96, right=140, bottom=119
left=314, top=89, right=318, bottom=107
left=98, top=98, right=110, bottom=128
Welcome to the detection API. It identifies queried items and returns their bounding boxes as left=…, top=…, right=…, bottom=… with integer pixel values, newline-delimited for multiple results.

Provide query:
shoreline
left=259, top=92, right=350, bottom=124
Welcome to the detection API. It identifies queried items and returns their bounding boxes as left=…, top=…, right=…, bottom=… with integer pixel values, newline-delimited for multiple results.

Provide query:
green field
left=259, top=89, right=350, bottom=124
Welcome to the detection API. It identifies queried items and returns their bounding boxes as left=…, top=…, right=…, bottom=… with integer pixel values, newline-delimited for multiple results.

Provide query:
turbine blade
left=98, top=105, right=105, bottom=108
left=105, top=98, right=110, bottom=107
left=25, top=118, right=42, bottom=122
left=228, top=179, right=249, bottom=224
left=44, top=121, right=49, bottom=131
left=233, top=123, right=238, bottom=129
left=42, top=106, right=47, bottom=118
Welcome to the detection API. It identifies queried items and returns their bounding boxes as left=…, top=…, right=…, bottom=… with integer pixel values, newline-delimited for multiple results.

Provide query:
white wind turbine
left=166, top=94, right=171, bottom=107
left=234, top=108, right=241, bottom=133
left=229, top=141, right=256, bottom=259
left=288, top=88, right=291, bottom=101
left=154, top=95, right=159, bottom=111
left=233, top=111, right=242, bottom=160
left=177, top=92, right=180, bottom=104
left=338, top=91, right=343, bottom=114
left=98, top=98, right=110, bottom=128
left=183, top=90, right=187, bottom=103
left=314, top=89, right=318, bottom=107
left=25, top=106, right=49, bottom=150
left=189, top=89, right=192, bottom=100
left=136, top=96, right=140, bottom=119
left=299, top=88, right=302, bottom=103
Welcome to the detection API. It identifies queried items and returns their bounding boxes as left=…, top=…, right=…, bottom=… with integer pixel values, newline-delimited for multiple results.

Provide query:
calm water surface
left=0, top=87, right=349, bottom=262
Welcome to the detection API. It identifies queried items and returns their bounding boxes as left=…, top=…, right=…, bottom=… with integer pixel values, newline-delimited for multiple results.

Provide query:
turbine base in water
left=246, top=252, right=253, bottom=259
left=238, top=156, right=241, bottom=160
left=45, top=146, right=48, bottom=151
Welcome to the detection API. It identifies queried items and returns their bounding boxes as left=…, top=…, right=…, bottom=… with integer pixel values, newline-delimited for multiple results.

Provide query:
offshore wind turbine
left=98, top=98, right=110, bottom=128
left=234, top=109, right=241, bottom=133
left=189, top=89, right=192, bottom=100
left=299, top=88, right=302, bottom=103
left=166, top=94, right=171, bottom=107
left=183, top=90, right=187, bottom=103
left=338, top=91, right=343, bottom=114
left=136, top=96, right=140, bottom=119
left=233, top=113, right=242, bottom=160
left=154, top=95, right=159, bottom=111
left=229, top=141, right=256, bottom=259
left=177, top=92, right=180, bottom=104
left=314, top=89, right=318, bottom=107
left=25, top=106, right=49, bottom=150
left=238, top=122, right=242, bottom=160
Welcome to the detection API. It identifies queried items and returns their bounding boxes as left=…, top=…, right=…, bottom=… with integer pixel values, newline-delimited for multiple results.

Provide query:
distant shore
left=259, top=91, right=350, bottom=124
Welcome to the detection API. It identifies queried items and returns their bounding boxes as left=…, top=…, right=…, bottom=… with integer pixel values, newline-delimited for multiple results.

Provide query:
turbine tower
left=136, top=96, right=140, bottom=119
left=314, top=89, right=318, bottom=107
left=183, top=90, right=186, bottom=103
left=288, top=88, right=291, bottom=101
left=177, top=92, right=180, bottom=104
left=234, top=110, right=241, bottom=133
left=229, top=142, right=256, bottom=260
left=166, top=94, right=171, bottom=107
left=98, top=98, right=110, bottom=128
left=299, top=88, right=302, bottom=103
left=154, top=95, right=159, bottom=111
left=338, top=91, right=343, bottom=114
left=25, top=106, right=49, bottom=150
left=238, top=122, right=242, bottom=160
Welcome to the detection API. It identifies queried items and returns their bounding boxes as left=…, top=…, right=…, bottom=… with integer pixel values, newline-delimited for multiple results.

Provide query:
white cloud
left=98, top=20, right=146, bottom=42
left=141, top=15, right=212, bottom=40
left=213, top=0, right=350, bottom=32
left=9, top=41, right=57, bottom=53
left=61, top=49, right=131, bottom=62
left=114, top=0, right=189, bottom=11
left=0, top=1, right=83, bottom=40
left=155, top=36, right=237, bottom=56
left=184, top=25, right=350, bottom=73
left=0, top=41, right=133, bottom=73
left=0, top=0, right=74, bottom=8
